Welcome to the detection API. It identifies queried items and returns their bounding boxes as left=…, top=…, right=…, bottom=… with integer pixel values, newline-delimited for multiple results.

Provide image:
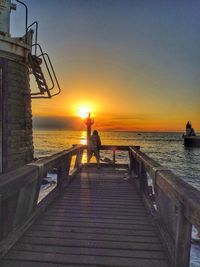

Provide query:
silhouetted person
left=186, top=121, right=196, bottom=136
left=88, top=130, right=101, bottom=167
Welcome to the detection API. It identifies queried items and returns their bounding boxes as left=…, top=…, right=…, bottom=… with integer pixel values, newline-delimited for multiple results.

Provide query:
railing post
left=66, top=154, right=72, bottom=175
left=58, top=153, right=72, bottom=188
left=31, top=163, right=44, bottom=211
left=129, top=151, right=135, bottom=175
left=57, top=157, right=68, bottom=193
left=175, top=204, right=192, bottom=267
left=75, top=148, right=83, bottom=170
left=0, top=194, right=2, bottom=238
left=138, top=162, right=148, bottom=193
left=113, top=149, right=116, bottom=164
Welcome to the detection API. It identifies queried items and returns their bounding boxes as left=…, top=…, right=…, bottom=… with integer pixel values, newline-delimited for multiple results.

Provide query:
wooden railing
left=0, top=144, right=199, bottom=267
left=129, top=146, right=200, bottom=267
left=100, top=145, right=140, bottom=164
left=0, top=145, right=84, bottom=257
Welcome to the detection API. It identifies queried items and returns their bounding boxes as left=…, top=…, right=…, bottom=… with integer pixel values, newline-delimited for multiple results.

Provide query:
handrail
left=42, top=53, right=61, bottom=97
left=0, top=145, right=85, bottom=257
left=101, top=145, right=139, bottom=150
left=15, top=0, right=28, bottom=42
left=27, top=21, right=38, bottom=54
left=100, top=145, right=140, bottom=164
left=30, top=145, right=85, bottom=171
left=129, top=146, right=200, bottom=224
left=129, top=146, right=200, bottom=267
left=30, top=43, right=61, bottom=98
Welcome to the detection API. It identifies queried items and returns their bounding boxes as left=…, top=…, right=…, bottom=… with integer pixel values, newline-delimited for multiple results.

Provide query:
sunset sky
left=11, top=0, right=200, bottom=131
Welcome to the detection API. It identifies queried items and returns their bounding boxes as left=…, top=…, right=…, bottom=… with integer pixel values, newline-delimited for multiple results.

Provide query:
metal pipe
left=27, top=21, right=38, bottom=54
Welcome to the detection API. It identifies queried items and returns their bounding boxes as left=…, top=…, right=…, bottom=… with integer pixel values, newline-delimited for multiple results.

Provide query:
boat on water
left=183, top=121, right=200, bottom=147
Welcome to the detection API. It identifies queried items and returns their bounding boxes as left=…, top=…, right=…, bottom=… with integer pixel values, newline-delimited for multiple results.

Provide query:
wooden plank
left=17, top=236, right=165, bottom=251
left=24, top=230, right=161, bottom=243
left=64, top=188, right=138, bottom=192
left=29, top=224, right=156, bottom=236
left=46, top=205, right=146, bottom=213
left=45, top=211, right=148, bottom=220
left=49, top=203, right=146, bottom=211
left=36, top=216, right=150, bottom=226
left=62, top=195, right=142, bottom=201
left=56, top=200, right=144, bottom=207
left=1, top=261, right=73, bottom=267
left=64, top=186, right=137, bottom=190
left=47, top=207, right=147, bottom=216
left=4, top=250, right=169, bottom=267
left=38, top=210, right=148, bottom=219
left=42, top=203, right=146, bottom=211
left=62, top=196, right=141, bottom=202
left=13, top=243, right=167, bottom=259
left=55, top=199, right=144, bottom=206
left=34, top=220, right=154, bottom=230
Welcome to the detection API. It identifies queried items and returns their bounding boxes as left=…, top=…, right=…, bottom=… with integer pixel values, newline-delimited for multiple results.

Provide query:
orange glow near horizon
left=31, top=80, right=200, bottom=132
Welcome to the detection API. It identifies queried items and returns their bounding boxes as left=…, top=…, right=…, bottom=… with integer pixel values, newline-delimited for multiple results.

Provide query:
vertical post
left=75, top=148, right=83, bottom=170
left=175, top=204, right=192, bottom=267
left=0, top=194, right=2, bottom=236
left=0, top=68, right=2, bottom=173
left=57, top=157, right=69, bottom=193
left=129, top=149, right=134, bottom=174
left=113, top=148, right=116, bottom=164
left=84, top=112, right=94, bottom=162
left=139, top=162, right=148, bottom=193
left=65, top=153, right=72, bottom=185
left=31, top=163, right=43, bottom=211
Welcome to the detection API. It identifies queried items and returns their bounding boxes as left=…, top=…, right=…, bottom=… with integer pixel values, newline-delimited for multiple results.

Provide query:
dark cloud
left=33, top=116, right=85, bottom=130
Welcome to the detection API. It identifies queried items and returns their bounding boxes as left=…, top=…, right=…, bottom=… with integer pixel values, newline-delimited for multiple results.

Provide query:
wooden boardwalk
left=1, top=165, right=170, bottom=267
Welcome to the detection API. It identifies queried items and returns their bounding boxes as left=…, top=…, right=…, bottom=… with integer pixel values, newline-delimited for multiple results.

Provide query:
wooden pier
left=0, top=145, right=200, bottom=267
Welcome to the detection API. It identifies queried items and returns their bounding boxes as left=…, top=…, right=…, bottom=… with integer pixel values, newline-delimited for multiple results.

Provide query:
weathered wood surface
left=129, top=146, right=200, bottom=267
left=1, top=165, right=170, bottom=267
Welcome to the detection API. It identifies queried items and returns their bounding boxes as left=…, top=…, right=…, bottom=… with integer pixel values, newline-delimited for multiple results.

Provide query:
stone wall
left=0, top=57, right=33, bottom=173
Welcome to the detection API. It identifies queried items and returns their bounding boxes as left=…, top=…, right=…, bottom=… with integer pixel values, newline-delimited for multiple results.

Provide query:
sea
left=33, top=130, right=200, bottom=267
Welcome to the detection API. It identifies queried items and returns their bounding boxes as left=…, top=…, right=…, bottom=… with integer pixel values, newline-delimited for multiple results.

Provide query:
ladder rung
left=37, top=81, right=47, bottom=87
left=34, top=66, right=42, bottom=72
left=34, top=73, right=43, bottom=79
left=39, top=87, right=48, bottom=93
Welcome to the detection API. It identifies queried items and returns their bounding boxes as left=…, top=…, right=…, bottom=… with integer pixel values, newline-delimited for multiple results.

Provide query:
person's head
left=93, top=130, right=98, bottom=136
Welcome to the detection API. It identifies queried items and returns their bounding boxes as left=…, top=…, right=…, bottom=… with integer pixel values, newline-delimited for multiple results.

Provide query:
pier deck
left=1, top=165, right=169, bottom=267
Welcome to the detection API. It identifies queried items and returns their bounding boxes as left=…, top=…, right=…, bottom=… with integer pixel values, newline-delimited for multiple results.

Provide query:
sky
left=11, top=0, right=200, bottom=131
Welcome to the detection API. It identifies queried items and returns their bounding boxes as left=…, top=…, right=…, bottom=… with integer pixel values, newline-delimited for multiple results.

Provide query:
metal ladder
left=28, top=53, right=51, bottom=98
left=28, top=42, right=61, bottom=99
left=16, top=0, right=61, bottom=99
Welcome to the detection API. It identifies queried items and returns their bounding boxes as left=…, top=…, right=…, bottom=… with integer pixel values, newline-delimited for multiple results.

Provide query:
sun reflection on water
left=80, top=131, right=87, bottom=145
left=80, top=131, right=87, bottom=163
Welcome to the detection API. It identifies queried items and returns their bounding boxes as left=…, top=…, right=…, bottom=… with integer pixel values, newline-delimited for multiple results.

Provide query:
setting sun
left=77, top=106, right=90, bottom=119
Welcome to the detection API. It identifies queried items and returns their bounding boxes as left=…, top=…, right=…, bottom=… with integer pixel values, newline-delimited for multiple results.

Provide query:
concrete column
left=0, top=35, right=33, bottom=173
